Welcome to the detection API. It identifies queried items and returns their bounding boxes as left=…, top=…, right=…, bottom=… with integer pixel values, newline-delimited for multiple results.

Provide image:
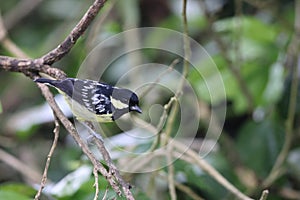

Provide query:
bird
left=35, top=78, right=142, bottom=122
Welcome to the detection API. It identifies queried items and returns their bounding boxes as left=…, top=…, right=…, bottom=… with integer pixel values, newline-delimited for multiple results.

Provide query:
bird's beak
left=130, top=105, right=142, bottom=113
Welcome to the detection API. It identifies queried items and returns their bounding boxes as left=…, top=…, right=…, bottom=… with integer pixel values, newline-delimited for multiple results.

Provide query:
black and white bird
left=35, top=78, right=142, bottom=122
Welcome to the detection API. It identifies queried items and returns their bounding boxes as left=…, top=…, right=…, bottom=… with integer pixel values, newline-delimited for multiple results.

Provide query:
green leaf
left=236, top=119, right=284, bottom=177
left=0, top=191, right=32, bottom=200
left=206, top=16, right=281, bottom=113
left=189, top=55, right=228, bottom=105
left=0, top=183, right=36, bottom=200
left=0, top=100, right=2, bottom=113
left=213, top=16, right=278, bottom=43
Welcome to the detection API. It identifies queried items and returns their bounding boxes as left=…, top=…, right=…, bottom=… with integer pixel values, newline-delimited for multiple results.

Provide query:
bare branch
left=167, top=144, right=176, bottom=200
left=259, top=190, right=269, bottom=200
left=133, top=117, right=254, bottom=200
left=0, top=0, right=135, bottom=197
left=86, top=121, right=134, bottom=200
left=34, top=115, right=60, bottom=200
left=0, top=0, right=107, bottom=80
left=37, top=83, right=124, bottom=196
left=262, top=0, right=300, bottom=187
left=158, top=172, right=205, bottom=200
left=0, top=56, right=66, bottom=79
left=93, top=167, right=100, bottom=200
left=41, top=0, right=107, bottom=65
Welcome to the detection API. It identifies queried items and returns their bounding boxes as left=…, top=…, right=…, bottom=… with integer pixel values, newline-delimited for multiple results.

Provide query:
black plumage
left=35, top=78, right=142, bottom=121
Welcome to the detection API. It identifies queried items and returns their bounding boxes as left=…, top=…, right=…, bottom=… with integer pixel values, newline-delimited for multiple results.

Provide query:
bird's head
left=111, top=88, right=142, bottom=114
left=129, top=92, right=142, bottom=114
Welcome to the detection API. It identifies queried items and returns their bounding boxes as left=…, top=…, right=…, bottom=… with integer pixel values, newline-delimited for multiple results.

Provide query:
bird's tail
left=34, top=78, right=75, bottom=97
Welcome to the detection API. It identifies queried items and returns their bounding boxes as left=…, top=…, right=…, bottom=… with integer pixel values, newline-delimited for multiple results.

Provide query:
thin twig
left=175, top=181, right=205, bottom=200
left=136, top=59, right=179, bottom=151
left=167, top=144, right=176, bottom=200
left=94, top=137, right=134, bottom=200
left=34, top=115, right=60, bottom=200
left=0, top=0, right=130, bottom=198
left=92, top=138, right=134, bottom=199
left=163, top=98, right=179, bottom=144
left=171, top=137, right=254, bottom=200
left=182, top=0, right=191, bottom=74
left=86, top=121, right=134, bottom=200
left=139, top=58, right=179, bottom=98
left=158, top=172, right=205, bottom=200
left=149, top=96, right=177, bottom=151
left=102, top=186, right=109, bottom=200
left=1, top=0, right=107, bottom=80
left=161, top=0, right=191, bottom=145
left=133, top=117, right=254, bottom=200
left=262, top=0, right=300, bottom=187
left=121, top=148, right=166, bottom=173
left=37, top=84, right=123, bottom=196
left=93, top=167, right=100, bottom=200
left=259, top=190, right=269, bottom=200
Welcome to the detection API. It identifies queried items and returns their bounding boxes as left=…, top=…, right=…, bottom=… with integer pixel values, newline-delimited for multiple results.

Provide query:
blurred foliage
left=0, top=0, right=300, bottom=200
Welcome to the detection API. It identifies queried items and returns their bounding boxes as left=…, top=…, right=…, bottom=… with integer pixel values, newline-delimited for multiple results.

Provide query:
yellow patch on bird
left=110, top=96, right=128, bottom=110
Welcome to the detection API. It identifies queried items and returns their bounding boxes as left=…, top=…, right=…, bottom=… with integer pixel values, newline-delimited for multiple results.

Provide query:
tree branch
left=41, top=0, right=107, bottom=65
left=0, top=0, right=135, bottom=198
left=0, top=0, right=107, bottom=80
left=86, top=122, right=134, bottom=200
left=133, top=117, right=254, bottom=200
left=37, top=83, right=123, bottom=196
left=34, top=114, right=60, bottom=200
left=262, top=0, right=300, bottom=187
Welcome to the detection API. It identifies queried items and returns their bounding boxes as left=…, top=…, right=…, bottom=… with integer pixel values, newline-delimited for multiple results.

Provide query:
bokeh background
left=0, top=0, right=299, bottom=199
